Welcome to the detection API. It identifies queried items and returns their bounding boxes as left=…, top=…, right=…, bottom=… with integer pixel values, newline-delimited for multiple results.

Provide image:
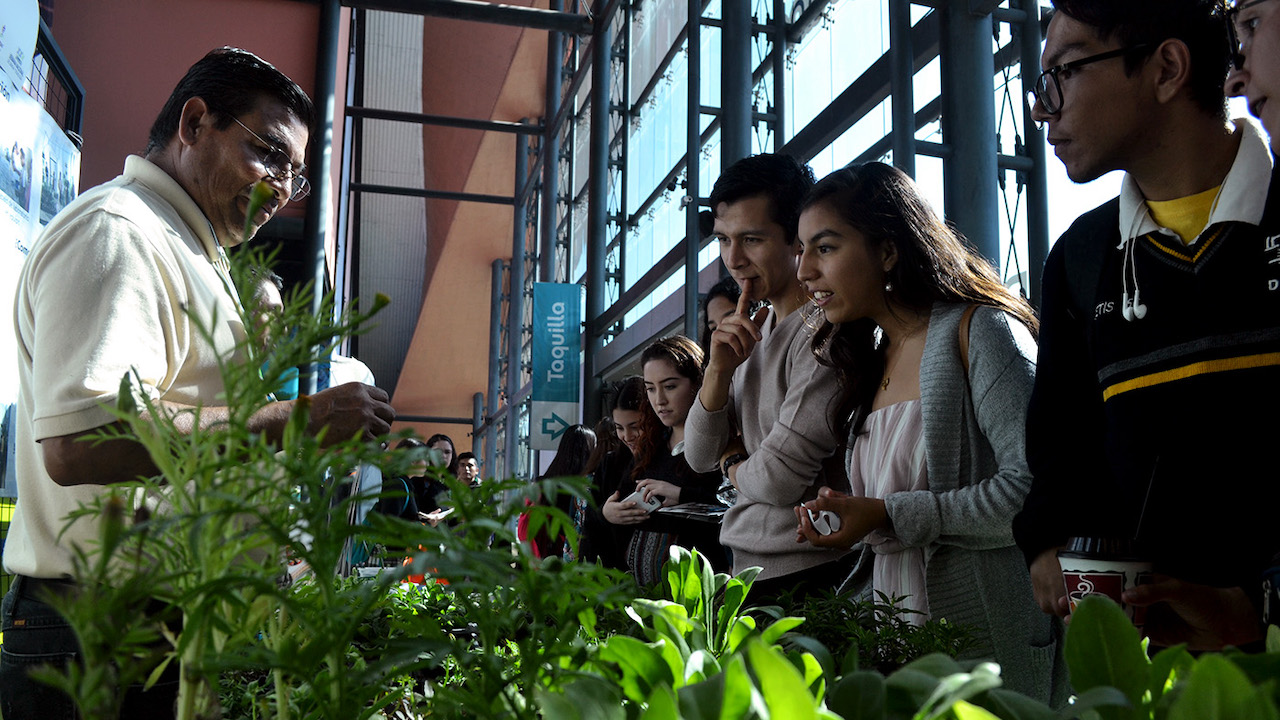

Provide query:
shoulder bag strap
left=958, top=304, right=978, bottom=377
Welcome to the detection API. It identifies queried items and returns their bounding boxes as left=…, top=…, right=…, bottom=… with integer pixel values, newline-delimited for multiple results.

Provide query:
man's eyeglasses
left=1225, top=0, right=1277, bottom=70
left=1026, top=44, right=1154, bottom=116
left=230, top=116, right=310, bottom=202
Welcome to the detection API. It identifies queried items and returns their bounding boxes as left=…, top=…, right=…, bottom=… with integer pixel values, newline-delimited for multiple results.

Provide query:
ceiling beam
left=341, top=0, right=593, bottom=35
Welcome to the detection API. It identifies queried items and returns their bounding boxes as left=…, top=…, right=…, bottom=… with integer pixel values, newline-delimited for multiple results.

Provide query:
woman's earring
left=884, top=280, right=893, bottom=293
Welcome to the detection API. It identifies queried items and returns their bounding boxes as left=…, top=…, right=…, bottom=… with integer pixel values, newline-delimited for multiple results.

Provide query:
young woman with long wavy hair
left=793, top=162, right=1063, bottom=704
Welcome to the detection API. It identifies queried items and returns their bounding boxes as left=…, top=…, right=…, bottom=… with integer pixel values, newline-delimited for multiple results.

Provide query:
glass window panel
left=630, top=0, right=690, bottom=108
left=626, top=46, right=690, bottom=212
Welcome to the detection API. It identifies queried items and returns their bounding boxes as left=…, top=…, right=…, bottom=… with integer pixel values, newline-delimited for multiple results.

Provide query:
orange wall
left=390, top=7, right=550, bottom=454
left=47, top=0, right=347, bottom=235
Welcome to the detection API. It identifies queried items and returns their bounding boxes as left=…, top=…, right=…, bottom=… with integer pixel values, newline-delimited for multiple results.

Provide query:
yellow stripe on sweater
left=1103, top=351, right=1280, bottom=401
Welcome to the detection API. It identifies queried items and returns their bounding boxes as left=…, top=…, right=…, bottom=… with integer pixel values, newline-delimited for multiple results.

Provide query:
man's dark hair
left=1051, top=0, right=1229, bottom=117
left=146, top=47, right=315, bottom=155
left=457, top=452, right=477, bottom=463
left=708, top=153, right=816, bottom=244
left=249, top=266, right=284, bottom=293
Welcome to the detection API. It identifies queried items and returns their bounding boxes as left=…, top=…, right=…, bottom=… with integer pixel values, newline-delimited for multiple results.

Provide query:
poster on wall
left=0, top=89, right=81, bottom=498
left=0, top=0, right=39, bottom=98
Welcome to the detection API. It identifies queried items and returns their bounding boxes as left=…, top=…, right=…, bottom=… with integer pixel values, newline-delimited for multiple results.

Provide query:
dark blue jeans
left=0, top=576, right=179, bottom=719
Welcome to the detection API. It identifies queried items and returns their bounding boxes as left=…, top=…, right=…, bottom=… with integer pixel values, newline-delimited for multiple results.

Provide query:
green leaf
left=917, top=663, right=1003, bottom=720
left=641, top=686, right=681, bottom=720
left=727, top=615, right=758, bottom=654
left=242, top=180, right=276, bottom=241
left=677, top=661, right=762, bottom=720
left=886, top=668, right=944, bottom=712
left=1167, top=654, right=1280, bottom=720
left=537, top=676, right=626, bottom=720
left=599, top=635, right=676, bottom=701
left=1148, top=644, right=1193, bottom=700
left=972, top=688, right=1057, bottom=720
left=684, top=649, right=722, bottom=685
left=747, top=638, right=820, bottom=719
left=1267, top=625, right=1280, bottom=655
left=901, top=653, right=966, bottom=679
left=761, top=616, right=806, bottom=646
left=1063, top=596, right=1150, bottom=720
left=1226, top=650, right=1280, bottom=690
left=952, top=700, right=1003, bottom=720
left=825, top=670, right=887, bottom=720
left=1057, top=686, right=1132, bottom=719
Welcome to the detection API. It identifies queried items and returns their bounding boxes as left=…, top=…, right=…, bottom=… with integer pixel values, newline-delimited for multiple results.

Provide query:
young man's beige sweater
left=684, top=303, right=850, bottom=580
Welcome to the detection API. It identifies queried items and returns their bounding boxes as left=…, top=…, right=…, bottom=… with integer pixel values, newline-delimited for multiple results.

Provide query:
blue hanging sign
left=529, top=282, right=582, bottom=450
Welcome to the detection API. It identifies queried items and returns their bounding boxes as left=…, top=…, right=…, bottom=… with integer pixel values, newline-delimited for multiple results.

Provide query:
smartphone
left=622, top=490, right=662, bottom=513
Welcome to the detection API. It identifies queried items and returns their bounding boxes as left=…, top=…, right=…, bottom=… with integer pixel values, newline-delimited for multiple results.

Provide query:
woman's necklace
left=881, top=346, right=905, bottom=391
left=879, top=322, right=927, bottom=391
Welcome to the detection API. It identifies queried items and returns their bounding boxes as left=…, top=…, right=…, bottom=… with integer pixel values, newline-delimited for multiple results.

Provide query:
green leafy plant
left=1062, top=596, right=1280, bottom=720
left=780, top=589, right=975, bottom=675
left=565, top=547, right=839, bottom=719
left=37, top=233, right=636, bottom=719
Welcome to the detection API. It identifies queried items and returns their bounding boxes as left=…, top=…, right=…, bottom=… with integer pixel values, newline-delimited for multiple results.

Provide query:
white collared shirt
left=1117, top=117, right=1274, bottom=244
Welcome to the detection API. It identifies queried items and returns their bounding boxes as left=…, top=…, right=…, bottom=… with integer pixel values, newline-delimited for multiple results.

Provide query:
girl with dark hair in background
left=579, top=377, right=647, bottom=570
left=603, top=337, right=726, bottom=586
left=573, top=416, right=623, bottom=565
left=793, top=162, right=1060, bottom=702
left=425, top=433, right=457, bottom=476
left=699, top=276, right=743, bottom=358
left=524, top=424, right=597, bottom=559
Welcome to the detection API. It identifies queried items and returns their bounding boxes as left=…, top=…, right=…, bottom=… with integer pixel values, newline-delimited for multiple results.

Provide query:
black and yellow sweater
left=1014, top=170, right=1280, bottom=591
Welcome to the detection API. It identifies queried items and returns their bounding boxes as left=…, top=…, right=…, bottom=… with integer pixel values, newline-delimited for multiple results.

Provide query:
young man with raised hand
left=1013, top=0, right=1280, bottom=650
left=684, top=153, right=850, bottom=603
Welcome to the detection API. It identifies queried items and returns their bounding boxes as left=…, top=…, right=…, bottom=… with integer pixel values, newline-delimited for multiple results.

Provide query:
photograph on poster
left=40, top=144, right=77, bottom=222
left=1, top=141, right=33, bottom=212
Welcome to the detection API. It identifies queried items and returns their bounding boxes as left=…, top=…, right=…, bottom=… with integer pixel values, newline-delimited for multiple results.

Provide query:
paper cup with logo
left=1058, top=537, right=1153, bottom=628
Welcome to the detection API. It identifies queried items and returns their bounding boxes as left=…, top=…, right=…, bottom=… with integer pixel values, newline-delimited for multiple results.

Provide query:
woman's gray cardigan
left=844, top=302, right=1067, bottom=705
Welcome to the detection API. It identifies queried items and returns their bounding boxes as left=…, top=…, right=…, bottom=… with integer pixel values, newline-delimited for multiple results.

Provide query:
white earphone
left=1118, top=233, right=1148, bottom=323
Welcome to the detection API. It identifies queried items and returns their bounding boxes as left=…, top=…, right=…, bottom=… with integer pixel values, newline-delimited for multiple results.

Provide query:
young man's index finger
left=736, top=278, right=753, bottom=316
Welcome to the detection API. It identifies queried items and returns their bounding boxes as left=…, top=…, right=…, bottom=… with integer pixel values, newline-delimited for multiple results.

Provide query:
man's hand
left=794, top=486, right=887, bottom=549
left=706, top=279, right=769, bottom=376
left=1124, top=576, right=1262, bottom=651
left=1030, top=547, right=1069, bottom=617
left=306, top=382, right=395, bottom=445
left=701, top=280, right=770, bottom=413
left=420, top=507, right=454, bottom=527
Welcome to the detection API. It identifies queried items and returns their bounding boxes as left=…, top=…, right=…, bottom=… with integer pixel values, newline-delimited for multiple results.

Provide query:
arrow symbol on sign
left=542, top=413, right=570, bottom=440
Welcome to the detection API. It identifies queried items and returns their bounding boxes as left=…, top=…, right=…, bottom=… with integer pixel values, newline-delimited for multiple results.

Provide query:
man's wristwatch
left=721, top=452, right=749, bottom=477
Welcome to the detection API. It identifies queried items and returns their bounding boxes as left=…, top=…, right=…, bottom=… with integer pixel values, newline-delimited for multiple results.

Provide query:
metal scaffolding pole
left=303, top=0, right=342, bottom=395
left=486, top=259, right=504, bottom=480
left=721, top=0, right=752, bottom=168
left=540, top=0, right=565, bottom=283
left=1021, top=0, right=1050, bottom=306
left=472, top=392, right=485, bottom=475
left=584, top=5, right=615, bottom=426
left=684, top=1, right=703, bottom=340
left=506, top=128, right=530, bottom=475
left=772, top=0, right=787, bottom=150
left=889, top=0, right=916, bottom=178
left=941, top=0, right=1000, bottom=265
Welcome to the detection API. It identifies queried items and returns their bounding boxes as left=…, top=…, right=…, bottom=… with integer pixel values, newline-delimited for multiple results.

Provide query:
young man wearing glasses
left=2, top=48, right=395, bottom=716
left=1013, top=0, right=1280, bottom=651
